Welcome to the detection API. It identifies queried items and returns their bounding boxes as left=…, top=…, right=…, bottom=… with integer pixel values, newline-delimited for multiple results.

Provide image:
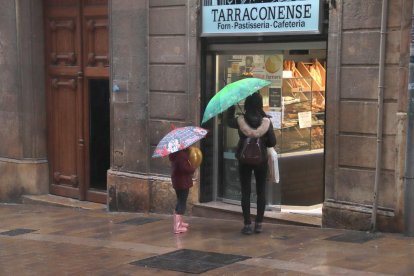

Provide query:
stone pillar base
left=322, top=201, right=403, bottom=233
left=0, top=158, right=49, bottom=202
left=107, top=170, right=199, bottom=214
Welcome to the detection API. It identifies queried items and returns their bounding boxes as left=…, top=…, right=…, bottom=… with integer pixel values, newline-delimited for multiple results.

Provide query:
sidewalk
left=1, top=203, right=413, bottom=275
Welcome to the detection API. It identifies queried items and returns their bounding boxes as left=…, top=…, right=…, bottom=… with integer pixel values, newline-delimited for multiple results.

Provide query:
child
left=169, top=148, right=196, bottom=234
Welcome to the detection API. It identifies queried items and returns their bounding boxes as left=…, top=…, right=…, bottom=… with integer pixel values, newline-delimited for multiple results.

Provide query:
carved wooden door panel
left=82, top=1, right=109, bottom=79
left=44, top=0, right=108, bottom=201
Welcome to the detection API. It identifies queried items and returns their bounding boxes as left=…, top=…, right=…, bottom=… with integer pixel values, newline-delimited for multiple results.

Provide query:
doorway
left=44, top=0, right=109, bottom=203
left=201, top=42, right=326, bottom=213
left=89, top=79, right=110, bottom=191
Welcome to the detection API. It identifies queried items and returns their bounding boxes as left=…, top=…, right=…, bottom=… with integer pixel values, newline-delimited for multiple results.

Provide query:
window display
left=216, top=50, right=326, bottom=206
left=220, top=54, right=326, bottom=154
left=278, top=59, right=326, bottom=153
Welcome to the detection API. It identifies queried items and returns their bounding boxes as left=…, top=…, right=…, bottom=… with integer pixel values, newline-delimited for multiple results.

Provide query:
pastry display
left=283, top=96, right=300, bottom=105
left=282, top=119, right=298, bottom=128
left=311, top=126, right=324, bottom=149
left=311, top=91, right=325, bottom=112
left=279, top=59, right=326, bottom=153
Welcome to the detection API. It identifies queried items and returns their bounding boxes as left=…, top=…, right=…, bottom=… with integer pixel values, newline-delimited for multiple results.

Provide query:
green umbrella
left=201, top=77, right=272, bottom=124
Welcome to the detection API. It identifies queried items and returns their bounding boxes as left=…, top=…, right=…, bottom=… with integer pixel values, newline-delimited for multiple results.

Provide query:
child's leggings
left=175, top=188, right=189, bottom=215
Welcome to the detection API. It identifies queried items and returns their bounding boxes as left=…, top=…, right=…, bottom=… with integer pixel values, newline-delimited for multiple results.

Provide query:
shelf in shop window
left=297, top=61, right=326, bottom=92
left=283, top=99, right=311, bottom=106
left=281, top=123, right=299, bottom=129
left=313, top=112, right=325, bottom=119
left=282, top=74, right=312, bottom=93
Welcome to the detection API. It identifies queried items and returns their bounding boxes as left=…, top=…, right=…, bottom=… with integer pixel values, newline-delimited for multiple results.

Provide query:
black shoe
left=241, top=224, right=253, bottom=235
left=254, top=222, right=263, bottom=233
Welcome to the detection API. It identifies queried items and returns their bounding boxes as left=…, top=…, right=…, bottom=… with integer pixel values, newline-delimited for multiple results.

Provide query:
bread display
left=279, top=59, right=326, bottom=153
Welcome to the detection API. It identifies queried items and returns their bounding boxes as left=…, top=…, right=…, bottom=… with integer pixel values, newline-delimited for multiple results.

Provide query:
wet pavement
left=1, top=203, right=414, bottom=275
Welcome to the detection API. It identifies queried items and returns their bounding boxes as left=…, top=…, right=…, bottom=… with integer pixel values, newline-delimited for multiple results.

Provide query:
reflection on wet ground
left=1, top=203, right=413, bottom=275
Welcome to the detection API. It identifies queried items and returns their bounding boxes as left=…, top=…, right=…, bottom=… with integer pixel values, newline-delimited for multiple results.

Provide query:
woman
left=227, top=92, right=277, bottom=235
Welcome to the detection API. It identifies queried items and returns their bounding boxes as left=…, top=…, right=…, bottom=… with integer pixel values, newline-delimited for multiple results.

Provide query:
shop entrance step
left=192, top=201, right=321, bottom=228
left=21, top=194, right=106, bottom=210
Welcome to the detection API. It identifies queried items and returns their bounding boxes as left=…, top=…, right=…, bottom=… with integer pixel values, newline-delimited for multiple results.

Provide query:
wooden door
left=44, top=0, right=108, bottom=202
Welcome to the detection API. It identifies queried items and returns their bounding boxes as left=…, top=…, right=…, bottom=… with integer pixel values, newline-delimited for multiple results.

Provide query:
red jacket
left=169, top=150, right=196, bottom=190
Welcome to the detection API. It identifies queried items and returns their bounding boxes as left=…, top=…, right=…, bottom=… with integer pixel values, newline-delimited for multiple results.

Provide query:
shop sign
left=201, top=0, right=322, bottom=37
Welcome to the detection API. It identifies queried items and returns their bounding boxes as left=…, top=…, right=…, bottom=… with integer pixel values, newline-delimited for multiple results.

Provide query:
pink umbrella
left=152, top=126, right=208, bottom=158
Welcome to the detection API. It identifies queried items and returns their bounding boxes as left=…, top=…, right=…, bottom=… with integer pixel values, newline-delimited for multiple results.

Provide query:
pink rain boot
left=174, top=212, right=189, bottom=227
left=173, top=213, right=187, bottom=234
left=180, top=216, right=189, bottom=228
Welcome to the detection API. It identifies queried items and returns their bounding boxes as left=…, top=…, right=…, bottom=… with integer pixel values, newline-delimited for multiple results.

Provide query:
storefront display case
left=277, top=76, right=325, bottom=154
left=277, top=59, right=326, bottom=205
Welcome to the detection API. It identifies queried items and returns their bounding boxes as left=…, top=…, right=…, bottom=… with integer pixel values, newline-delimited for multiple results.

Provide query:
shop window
left=213, top=49, right=326, bottom=207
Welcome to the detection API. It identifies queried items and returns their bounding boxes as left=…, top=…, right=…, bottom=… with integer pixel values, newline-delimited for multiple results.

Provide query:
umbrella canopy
left=152, top=126, right=208, bottom=158
left=201, top=77, right=271, bottom=124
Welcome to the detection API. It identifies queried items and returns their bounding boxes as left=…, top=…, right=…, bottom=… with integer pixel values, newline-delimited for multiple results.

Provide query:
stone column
left=0, top=0, right=48, bottom=201
left=107, top=0, right=151, bottom=211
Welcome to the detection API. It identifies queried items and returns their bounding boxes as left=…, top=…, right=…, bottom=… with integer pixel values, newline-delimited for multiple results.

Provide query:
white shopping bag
left=267, top=147, right=280, bottom=183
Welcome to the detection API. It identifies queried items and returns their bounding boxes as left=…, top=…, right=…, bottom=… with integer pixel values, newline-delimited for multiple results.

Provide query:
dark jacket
left=169, top=150, right=196, bottom=190
left=227, top=107, right=277, bottom=163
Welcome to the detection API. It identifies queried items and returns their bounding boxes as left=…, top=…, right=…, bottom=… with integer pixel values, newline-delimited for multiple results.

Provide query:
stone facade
left=107, top=0, right=201, bottom=214
left=323, top=0, right=412, bottom=232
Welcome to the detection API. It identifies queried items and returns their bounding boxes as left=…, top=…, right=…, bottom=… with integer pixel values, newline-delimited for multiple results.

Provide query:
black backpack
left=237, top=137, right=265, bottom=165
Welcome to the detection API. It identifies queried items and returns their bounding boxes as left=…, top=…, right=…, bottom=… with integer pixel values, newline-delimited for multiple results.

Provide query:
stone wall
left=0, top=0, right=48, bottom=201
left=108, top=0, right=201, bottom=213
left=323, top=0, right=412, bottom=232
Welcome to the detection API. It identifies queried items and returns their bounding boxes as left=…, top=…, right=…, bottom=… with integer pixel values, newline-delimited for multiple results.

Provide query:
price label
left=298, top=111, right=312, bottom=128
